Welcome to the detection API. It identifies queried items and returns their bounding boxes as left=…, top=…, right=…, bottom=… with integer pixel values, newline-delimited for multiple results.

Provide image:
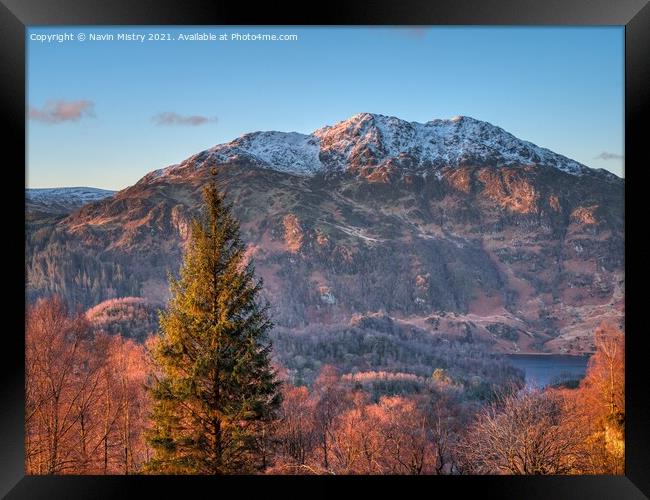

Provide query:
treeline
left=271, top=317, right=524, bottom=400
left=26, top=230, right=141, bottom=308
left=25, top=296, right=624, bottom=475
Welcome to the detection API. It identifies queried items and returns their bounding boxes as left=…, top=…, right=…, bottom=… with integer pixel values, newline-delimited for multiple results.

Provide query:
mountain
left=146, top=113, right=615, bottom=179
left=26, top=113, right=624, bottom=357
left=26, top=187, right=116, bottom=216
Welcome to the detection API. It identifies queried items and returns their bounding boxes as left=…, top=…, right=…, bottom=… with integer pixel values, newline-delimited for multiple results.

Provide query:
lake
left=506, top=354, right=591, bottom=388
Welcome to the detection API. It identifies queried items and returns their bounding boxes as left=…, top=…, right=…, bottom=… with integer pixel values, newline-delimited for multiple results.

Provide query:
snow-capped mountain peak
left=150, top=113, right=604, bottom=180
left=313, top=113, right=589, bottom=176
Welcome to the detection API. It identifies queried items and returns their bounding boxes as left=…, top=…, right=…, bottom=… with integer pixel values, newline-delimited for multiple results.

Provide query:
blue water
left=506, top=354, right=591, bottom=388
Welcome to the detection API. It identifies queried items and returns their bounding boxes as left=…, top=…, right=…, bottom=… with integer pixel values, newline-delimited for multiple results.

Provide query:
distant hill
left=26, top=187, right=116, bottom=216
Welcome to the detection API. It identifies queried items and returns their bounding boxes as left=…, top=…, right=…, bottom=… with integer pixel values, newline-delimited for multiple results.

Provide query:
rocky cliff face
left=26, top=114, right=624, bottom=354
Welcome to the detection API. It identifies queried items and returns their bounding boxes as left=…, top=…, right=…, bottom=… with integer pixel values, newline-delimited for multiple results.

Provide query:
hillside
left=26, top=113, right=624, bottom=355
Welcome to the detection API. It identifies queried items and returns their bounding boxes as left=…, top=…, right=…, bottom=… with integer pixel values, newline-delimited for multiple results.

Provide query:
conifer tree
left=146, top=173, right=281, bottom=474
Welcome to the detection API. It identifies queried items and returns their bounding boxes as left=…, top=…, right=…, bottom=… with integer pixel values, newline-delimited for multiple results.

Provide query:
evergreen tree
left=146, top=175, right=281, bottom=474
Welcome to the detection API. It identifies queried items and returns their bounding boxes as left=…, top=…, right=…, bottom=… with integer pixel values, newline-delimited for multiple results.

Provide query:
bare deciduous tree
left=26, top=297, right=94, bottom=474
left=26, top=297, right=151, bottom=475
left=457, top=389, right=588, bottom=475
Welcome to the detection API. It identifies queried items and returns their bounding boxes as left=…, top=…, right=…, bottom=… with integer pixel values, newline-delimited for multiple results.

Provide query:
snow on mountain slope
left=210, top=131, right=323, bottom=175
left=144, top=132, right=322, bottom=181
left=26, top=187, right=116, bottom=214
left=148, top=113, right=611, bottom=180
left=314, top=113, right=590, bottom=175
left=27, top=187, right=116, bottom=202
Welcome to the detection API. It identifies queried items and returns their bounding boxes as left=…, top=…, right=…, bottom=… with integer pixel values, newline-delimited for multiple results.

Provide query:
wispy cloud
left=29, top=100, right=95, bottom=124
left=152, top=112, right=217, bottom=126
left=595, top=152, right=624, bottom=161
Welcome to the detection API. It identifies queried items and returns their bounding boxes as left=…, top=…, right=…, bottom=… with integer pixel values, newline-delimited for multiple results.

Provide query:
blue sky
left=27, top=26, right=624, bottom=189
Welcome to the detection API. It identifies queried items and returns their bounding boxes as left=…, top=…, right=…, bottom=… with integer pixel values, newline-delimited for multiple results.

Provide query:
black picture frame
left=2, top=0, right=648, bottom=498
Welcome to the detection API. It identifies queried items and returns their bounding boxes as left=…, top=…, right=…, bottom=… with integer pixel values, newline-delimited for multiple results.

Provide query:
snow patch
left=207, top=131, right=322, bottom=175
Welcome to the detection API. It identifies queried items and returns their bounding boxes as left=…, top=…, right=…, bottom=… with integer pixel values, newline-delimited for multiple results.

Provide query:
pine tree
left=146, top=174, right=281, bottom=474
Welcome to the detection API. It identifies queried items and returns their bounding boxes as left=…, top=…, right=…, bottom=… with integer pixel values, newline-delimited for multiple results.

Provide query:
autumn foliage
left=26, top=294, right=624, bottom=477
left=25, top=297, right=150, bottom=474
left=574, top=323, right=625, bottom=474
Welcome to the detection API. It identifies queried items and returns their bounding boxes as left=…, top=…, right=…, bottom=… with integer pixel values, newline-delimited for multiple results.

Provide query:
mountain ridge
left=26, top=186, right=117, bottom=215
left=26, top=186, right=116, bottom=199
left=144, top=113, right=618, bottom=183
